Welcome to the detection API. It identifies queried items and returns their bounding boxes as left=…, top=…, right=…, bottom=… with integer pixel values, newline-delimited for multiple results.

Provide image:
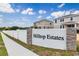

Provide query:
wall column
left=27, top=28, right=32, bottom=45
left=66, top=28, right=77, bottom=51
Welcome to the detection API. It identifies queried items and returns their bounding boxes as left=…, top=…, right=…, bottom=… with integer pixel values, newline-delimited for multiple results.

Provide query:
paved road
left=1, top=33, right=38, bottom=56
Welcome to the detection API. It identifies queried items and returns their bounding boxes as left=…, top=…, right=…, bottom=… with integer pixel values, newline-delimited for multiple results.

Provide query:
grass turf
left=77, top=41, right=79, bottom=52
left=0, top=33, right=8, bottom=56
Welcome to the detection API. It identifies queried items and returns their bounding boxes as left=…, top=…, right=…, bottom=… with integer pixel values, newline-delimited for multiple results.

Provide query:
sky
left=0, top=3, right=79, bottom=27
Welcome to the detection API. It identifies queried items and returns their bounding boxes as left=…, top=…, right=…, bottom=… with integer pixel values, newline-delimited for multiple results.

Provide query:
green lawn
left=0, top=33, right=8, bottom=56
left=77, top=41, right=79, bottom=52
left=3, top=32, right=78, bottom=56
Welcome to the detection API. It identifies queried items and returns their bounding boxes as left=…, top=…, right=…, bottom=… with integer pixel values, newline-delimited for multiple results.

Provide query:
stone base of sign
left=66, top=28, right=77, bottom=51
left=27, top=28, right=32, bottom=45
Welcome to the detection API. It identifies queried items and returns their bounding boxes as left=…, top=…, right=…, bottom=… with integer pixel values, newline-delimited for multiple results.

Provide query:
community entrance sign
left=27, top=28, right=76, bottom=51
left=3, top=28, right=77, bottom=51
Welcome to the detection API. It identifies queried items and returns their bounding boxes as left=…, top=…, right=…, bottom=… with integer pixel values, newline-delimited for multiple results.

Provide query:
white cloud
left=0, top=18, right=3, bottom=23
left=21, top=8, right=35, bottom=15
left=72, top=10, right=79, bottom=14
left=16, top=9, right=20, bottom=13
left=58, top=3, right=65, bottom=8
left=51, top=10, right=71, bottom=18
left=51, top=10, right=79, bottom=18
left=0, top=18, right=3, bottom=21
left=46, top=16, right=52, bottom=19
left=37, top=15, right=42, bottom=19
left=51, top=11, right=65, bottom=18
left=64, top=11, right=70, bottom=15
left=0, top=15, right=3, bottom=17
left=0, top=15, right=3, bottom=23
left=63, top=10, right=79, bottom=15
left=0, top=3, right=15, bottom=13
left=15, top=22, right=26, bottom=27
left=13, top=18, right=33, bottom=27
left=38, top=10, right=46, bottom=14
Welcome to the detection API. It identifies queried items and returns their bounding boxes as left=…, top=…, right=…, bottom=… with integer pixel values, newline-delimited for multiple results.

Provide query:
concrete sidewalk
left=1, top=33, right=38, bottom=56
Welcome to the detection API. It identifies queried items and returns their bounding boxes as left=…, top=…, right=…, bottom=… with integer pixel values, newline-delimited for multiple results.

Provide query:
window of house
left=44, top=26, right=45, bottom=29
left=38, top=27, right=41, bottom=29
left=60, top=25, right=64, bottom=28
left=76, top=24, right=79, bottom=27
left=60, top=18, right=64, bottom=22
left=55, top=20, right=57, bottom=23
left=60, top=25, right=62, bottom=28
left=35, top=27, right=38, bottom=29
left=71, top=24, right=74, bottom=27
left=67, top=24, right=74, bottom=27
left=50, top=23, right=52, bottom=25
left=47, top=27, right=49, bottom=29
left=70, top=17, right=73, bottom=21
left=63, top=25, right=64, bottom=28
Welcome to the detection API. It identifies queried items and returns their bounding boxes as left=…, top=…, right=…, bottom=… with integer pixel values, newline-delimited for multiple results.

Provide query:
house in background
left=32, top=19, right=54, bottom=29
left=53, top=14, right=79, bottom=31
left=32, top=14, right=79, bottom=31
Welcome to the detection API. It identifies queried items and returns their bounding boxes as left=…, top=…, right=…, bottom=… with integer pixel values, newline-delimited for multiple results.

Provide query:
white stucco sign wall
left=32, top=29, right=67, bottom=50
left=3, top=30, right=27, bottom=43
left=17, top=30, right=27, bottom=43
